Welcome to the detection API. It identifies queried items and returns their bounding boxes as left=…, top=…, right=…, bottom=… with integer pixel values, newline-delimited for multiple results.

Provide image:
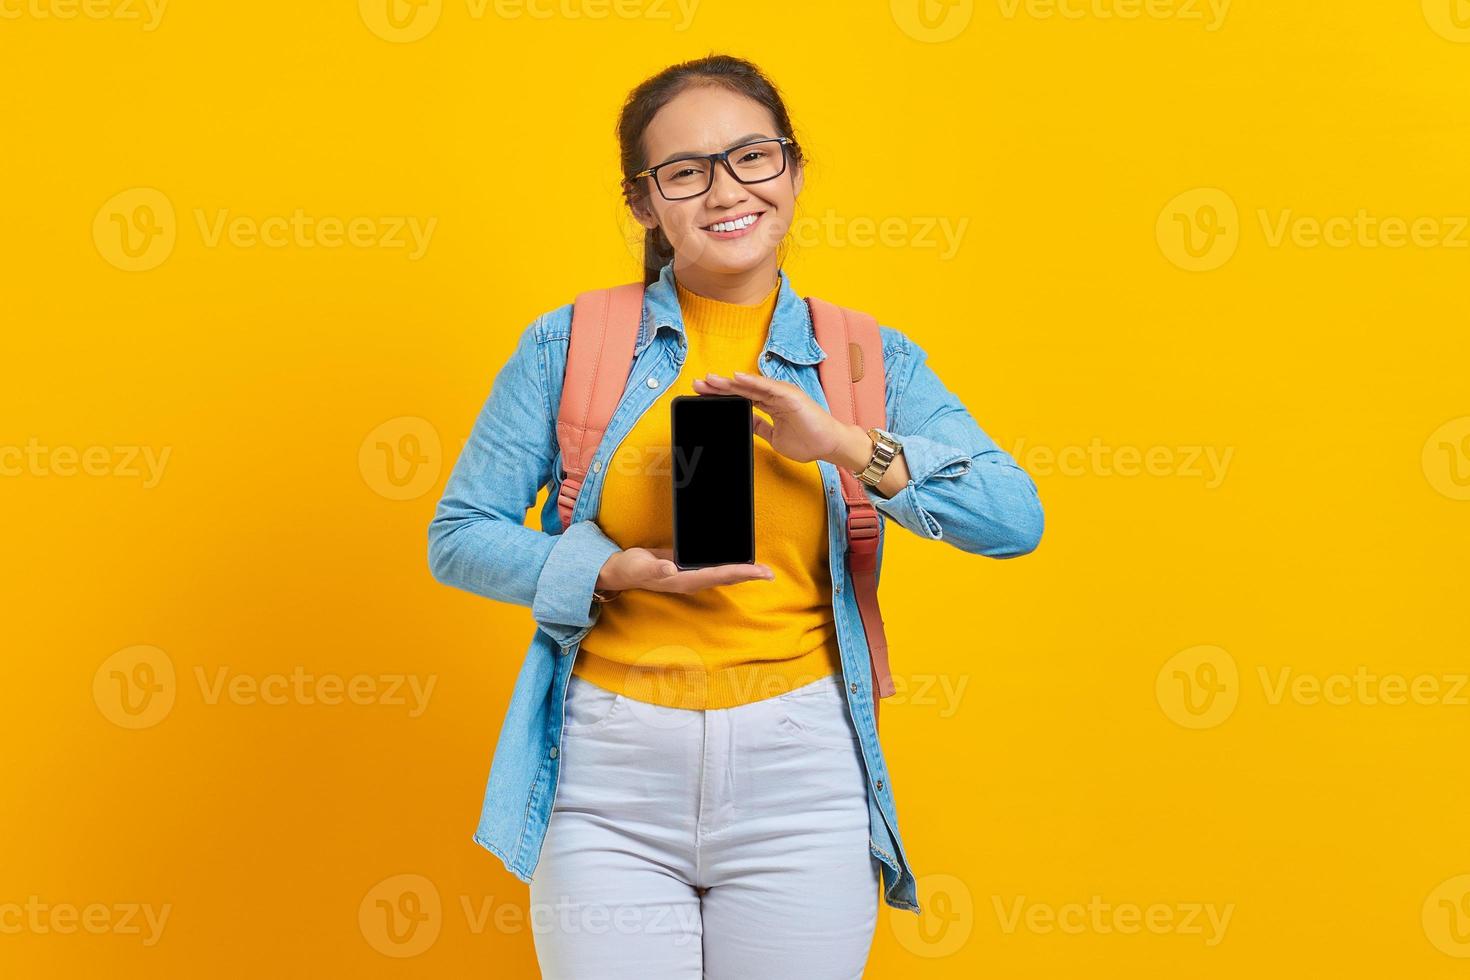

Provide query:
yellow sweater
left=571, top=277, right=842, bottom=709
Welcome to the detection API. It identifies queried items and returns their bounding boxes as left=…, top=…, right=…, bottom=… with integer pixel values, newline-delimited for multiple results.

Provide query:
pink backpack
left=553, top=281, right=897, bottom=723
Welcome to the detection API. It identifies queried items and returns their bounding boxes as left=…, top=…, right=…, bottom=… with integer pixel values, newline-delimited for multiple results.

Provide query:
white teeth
left=708, top=213, right=759, bottom=232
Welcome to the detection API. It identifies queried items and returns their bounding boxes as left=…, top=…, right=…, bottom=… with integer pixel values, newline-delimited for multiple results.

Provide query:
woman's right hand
left=595, top=547, right=775, bottom=595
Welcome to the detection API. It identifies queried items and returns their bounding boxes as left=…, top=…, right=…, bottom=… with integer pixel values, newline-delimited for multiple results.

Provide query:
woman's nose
left=705, top=163, right=749, bottom=206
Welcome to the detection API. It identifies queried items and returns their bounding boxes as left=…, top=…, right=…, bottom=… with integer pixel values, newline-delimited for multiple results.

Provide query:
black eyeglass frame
left=623, top=136, right=798, bottom=202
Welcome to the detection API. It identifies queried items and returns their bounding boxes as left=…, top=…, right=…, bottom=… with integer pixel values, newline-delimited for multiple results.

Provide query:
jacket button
left=647, top=376, right=659, bottom=388
left=875, top=779, right=884, bottom=791
left=549, top=746, right=559, bottom=759
left=592, top=460, right=601, bottom=472
left=850, top=682, right=859, bottom=694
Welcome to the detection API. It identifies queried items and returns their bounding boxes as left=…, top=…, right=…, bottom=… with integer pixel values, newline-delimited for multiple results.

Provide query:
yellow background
left=4, top=0, right=1469, bottom=976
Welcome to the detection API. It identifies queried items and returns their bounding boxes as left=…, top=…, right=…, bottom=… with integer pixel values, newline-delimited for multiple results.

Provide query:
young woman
left=428, top=54, right=1043, bottom=979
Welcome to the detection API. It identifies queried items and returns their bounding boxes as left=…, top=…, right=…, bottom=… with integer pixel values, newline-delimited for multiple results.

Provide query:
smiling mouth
left=702, top=211, right=765, bottom=232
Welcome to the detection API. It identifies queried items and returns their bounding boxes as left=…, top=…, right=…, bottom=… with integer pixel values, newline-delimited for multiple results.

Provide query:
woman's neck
left=671, top=258, right=780, bottom=306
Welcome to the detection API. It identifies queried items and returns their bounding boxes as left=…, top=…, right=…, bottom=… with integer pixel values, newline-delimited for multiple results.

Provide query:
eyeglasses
left=624, top=137, right=797, bottom=202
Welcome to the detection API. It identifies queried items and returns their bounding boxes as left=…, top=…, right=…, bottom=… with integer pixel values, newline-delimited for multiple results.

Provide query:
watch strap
left=854, top=427, right=901, bottom=487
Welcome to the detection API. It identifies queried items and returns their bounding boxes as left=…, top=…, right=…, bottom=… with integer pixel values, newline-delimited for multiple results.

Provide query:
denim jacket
left=427, top=260, right=1043, bottom=914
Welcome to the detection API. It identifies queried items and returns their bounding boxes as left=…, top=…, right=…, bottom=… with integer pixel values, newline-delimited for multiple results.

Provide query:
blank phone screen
left=671, top=395, right=754, bottom=568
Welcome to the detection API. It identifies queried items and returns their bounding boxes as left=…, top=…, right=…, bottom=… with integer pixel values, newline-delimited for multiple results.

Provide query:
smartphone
left=671, top=394, right=755, bottom=569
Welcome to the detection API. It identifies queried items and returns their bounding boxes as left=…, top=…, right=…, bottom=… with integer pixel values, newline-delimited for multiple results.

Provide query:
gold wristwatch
left=852, top=427, right=903, bottom=488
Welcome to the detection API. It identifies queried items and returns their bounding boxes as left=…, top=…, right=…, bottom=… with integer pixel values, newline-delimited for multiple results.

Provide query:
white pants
left=529, top=671, right=881, bottom=979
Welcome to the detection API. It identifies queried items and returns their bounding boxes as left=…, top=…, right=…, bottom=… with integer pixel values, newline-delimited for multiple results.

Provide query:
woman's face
left=629, top=85, right=803, bottom=277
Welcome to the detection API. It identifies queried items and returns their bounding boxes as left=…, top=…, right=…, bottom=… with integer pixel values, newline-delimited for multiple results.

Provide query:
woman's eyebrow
left=653, top=133, right=773, bottom=166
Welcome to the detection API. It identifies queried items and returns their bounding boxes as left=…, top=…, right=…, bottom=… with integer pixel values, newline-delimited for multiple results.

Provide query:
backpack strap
left=556, top=282, right=644, bottom=529
left=807, top=297, right=897, bottom=723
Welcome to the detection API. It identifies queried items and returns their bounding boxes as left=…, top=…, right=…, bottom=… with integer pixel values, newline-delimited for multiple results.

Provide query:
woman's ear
left=629, top=192, right=659, bottom=232
left=792, top=160, right=804, bottom=197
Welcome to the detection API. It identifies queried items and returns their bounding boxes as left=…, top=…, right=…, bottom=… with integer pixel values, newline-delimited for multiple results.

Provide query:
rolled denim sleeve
left=861, top=329, right=1044, bottom=558
left=530, top=519, right=622, bottom=647
left=427, top=314, right=621, bottom=647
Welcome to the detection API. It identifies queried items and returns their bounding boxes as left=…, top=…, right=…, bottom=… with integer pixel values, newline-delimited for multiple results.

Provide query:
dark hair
left=617, top=54, right=807, bottom=286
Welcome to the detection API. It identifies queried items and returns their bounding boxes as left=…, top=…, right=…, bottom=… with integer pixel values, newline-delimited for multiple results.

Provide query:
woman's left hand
left=692, top=370, right=847, bottom=465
